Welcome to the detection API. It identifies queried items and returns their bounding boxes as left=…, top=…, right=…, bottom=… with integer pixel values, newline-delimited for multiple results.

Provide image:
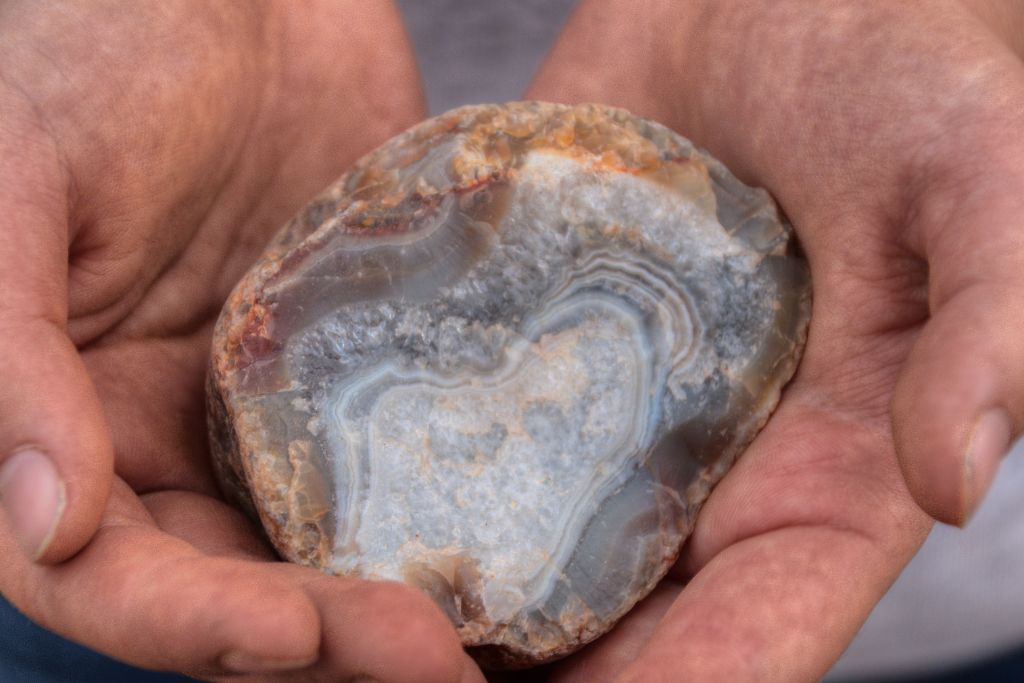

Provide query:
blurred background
left=3, top=1, right=1023, bottom=680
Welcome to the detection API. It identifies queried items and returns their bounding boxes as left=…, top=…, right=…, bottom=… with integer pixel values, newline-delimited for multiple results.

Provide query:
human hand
left=0, top=1, right=481, bottom=679
left=526, top=0, right=1024, bottom=679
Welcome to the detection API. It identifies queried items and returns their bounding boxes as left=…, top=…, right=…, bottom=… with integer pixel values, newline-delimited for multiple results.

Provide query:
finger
left=0, top=119, right=112, bottom=563
left=620, top=528, right=889, bottom=682
left=83, top=327, right=217, bottom=495
left=151, top=491, right=474, bottom=682
left=550, top=581, right=679, bottom=683
left=618, top=401, right=930, bottom=682
left=142, top=489, right=277, bottom=561
left=0, top=479, right=322, bottom=678
left=6, top=481, right=468, bottom=683
left=296, top=572, right=471, bottom=683
left=892, top=128, right=1024, bottom=525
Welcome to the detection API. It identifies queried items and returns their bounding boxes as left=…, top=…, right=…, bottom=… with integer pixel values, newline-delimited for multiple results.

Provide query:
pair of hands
left=0, top=1, right=1020, bottom=681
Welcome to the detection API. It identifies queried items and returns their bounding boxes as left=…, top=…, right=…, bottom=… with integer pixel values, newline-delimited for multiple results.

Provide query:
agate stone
left=207, top=102, right=811, bottom=668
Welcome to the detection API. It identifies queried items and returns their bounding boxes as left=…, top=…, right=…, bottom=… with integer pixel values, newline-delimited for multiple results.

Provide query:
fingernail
left=220, top=650, right=317, bottom=674
left=962, top=407, right=1014, bottom=525
left=0, top=449, right=66, bottom=560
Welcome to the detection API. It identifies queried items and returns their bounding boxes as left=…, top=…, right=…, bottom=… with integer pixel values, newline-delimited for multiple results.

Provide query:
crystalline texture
left=207, top=102, right=811, bottom=668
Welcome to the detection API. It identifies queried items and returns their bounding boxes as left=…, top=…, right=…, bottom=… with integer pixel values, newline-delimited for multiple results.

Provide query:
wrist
left=525, top=0, right=703, bottom=129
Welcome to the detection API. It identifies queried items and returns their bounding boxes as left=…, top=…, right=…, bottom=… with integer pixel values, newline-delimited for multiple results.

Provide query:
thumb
left=892, top=146, right=1024, bottom=526
left=0, top=144, right=112, bottom=563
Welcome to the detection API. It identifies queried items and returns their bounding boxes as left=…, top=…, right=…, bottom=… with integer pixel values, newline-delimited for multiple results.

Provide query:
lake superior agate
left=207, top=102, right=811, bottom=668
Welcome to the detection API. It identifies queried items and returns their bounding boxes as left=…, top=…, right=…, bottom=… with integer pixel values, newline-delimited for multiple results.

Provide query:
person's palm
left=5, top=1, right=1022, bottom=682
left=0, top=2, right=479, bottom=680
left=527, top=1, right=1024, bottom=680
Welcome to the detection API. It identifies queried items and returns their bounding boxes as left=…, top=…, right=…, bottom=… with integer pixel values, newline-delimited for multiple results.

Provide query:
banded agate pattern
left=207, top=102, right=811, bottom=668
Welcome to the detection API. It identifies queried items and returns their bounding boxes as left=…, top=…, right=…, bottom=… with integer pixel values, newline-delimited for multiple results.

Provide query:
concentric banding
left=207, top=102, right=811, bottom=668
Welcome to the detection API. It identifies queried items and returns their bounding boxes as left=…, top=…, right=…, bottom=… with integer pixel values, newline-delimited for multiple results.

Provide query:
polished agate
left=207, top=102, right=811, bottom=668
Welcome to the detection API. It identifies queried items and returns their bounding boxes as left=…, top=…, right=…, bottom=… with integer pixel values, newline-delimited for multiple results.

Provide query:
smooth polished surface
left=208, top=102, right=810, bottom=667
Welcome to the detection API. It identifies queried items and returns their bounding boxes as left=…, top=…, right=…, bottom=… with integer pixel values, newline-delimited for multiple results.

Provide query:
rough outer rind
left=207, top=102, right=811, bottom=669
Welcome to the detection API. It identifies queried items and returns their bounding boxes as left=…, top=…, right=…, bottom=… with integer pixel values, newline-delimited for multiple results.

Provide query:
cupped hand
left=527, top=0, right=1024, bottom=680
left=0, top=1, right=480, bottom=680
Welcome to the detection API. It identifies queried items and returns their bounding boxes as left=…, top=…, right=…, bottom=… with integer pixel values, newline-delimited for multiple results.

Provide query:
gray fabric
left=397, top=1, right=1024, bottom=677
left=397, top=0, right=576, bottom=114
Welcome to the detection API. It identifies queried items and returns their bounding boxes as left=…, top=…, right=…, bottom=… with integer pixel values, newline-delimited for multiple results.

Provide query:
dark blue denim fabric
left=3, top=593, right=1024, bottom=683
left=0, top=596, right=190, bottom=682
